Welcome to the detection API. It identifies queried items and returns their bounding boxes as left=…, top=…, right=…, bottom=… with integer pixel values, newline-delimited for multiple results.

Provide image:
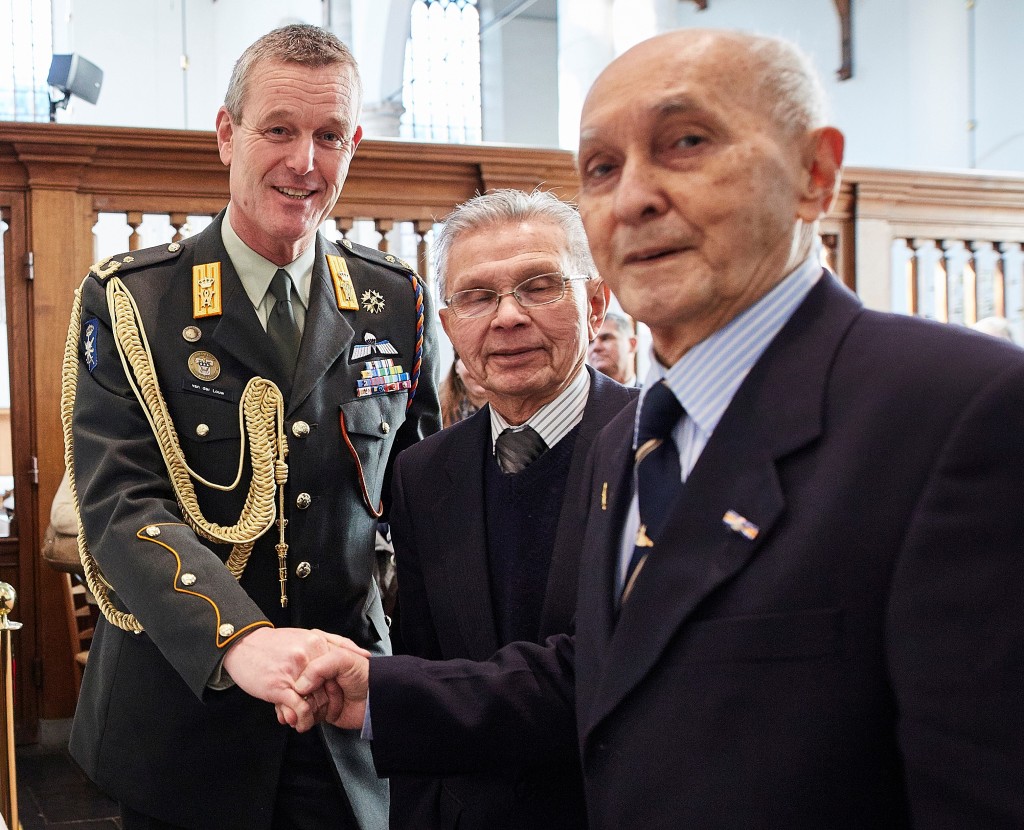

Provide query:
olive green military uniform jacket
left=68, top=212, right=440, bottom=829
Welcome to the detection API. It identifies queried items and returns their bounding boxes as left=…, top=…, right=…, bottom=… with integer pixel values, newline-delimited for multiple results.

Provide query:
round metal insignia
left=188, top=350, right=221, bottom=381
left=182, top=325, right=202, bottom=342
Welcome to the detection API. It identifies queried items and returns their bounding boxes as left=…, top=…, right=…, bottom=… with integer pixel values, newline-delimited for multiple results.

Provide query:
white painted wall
left=558, top=0, right=1021, bottom=173
left=40, top=0, right=1024, bottom=173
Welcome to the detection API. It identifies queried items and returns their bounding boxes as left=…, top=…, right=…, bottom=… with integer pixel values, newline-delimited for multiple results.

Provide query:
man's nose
left=613, top=158, right=669, bottom=223
left=285, top=136, right=316, bottom=175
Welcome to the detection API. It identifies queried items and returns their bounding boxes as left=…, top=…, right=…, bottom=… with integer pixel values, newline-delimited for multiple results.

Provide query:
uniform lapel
left=437, top=409, right=500, bottom=658
left=578, top=273, right=863, bottom=741
left=289, top=237, right=355, bottom=414
left=199, top=219, right=281, bottom=385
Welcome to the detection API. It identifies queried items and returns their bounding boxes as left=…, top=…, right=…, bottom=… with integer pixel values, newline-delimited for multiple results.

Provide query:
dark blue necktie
left=268, top=268, right=301, bottom=375
left=622, top=380, right=684, bottom=600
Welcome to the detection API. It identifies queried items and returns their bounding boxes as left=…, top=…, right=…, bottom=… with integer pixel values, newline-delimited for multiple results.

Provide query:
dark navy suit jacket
left=385, top=366, right=636, bottom=829
left=370, top=273, right=1024, bottom=828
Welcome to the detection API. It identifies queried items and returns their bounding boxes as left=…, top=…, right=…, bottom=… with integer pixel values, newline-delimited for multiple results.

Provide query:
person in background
left=439, top=351, right=489, bottom=427
left=65, top=23, right=439, bottom=830
left=586, top=310, right=638, bottom=386
left=971, top=315, right=1015, bottom=342
left=384, top=188, right=637, bottom=829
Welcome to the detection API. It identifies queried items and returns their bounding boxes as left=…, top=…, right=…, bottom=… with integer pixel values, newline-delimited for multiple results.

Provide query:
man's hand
left=222, top=627, right=369, bottom=732
left=291, top=647, right=371, bottom=731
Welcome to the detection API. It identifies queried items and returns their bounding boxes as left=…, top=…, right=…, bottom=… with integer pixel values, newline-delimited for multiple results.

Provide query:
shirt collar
left=639, top=255, right=823, bottom=444
left=489, top=366, right=591, bottom=450
left=222, top=206, right=315, bottom=311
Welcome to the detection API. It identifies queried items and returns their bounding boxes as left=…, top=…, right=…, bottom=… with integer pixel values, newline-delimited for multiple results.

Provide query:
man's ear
left=587, top=280, right=611, bottom=340
left=350, top=125, right=363, bottom=154
left=439, top=307, right=453, bottom=342
left=797, top=126, right=845, bottom=222
left=215, top=107, right=234, bottom=167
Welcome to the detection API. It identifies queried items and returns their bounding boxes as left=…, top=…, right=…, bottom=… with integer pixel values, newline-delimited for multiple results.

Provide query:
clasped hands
left=222, top=626, right=373, bottom=732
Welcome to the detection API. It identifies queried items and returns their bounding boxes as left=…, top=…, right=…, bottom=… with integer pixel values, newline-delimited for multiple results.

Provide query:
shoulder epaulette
left=337, top=237, right=418, bottom=276
left=88, top=240, right=187, bottom=282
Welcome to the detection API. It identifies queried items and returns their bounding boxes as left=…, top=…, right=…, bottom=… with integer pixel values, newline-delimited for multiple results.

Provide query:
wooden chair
left=61, top=572, right=93, bottom=694
left=42, top=524, right=93, bottom=694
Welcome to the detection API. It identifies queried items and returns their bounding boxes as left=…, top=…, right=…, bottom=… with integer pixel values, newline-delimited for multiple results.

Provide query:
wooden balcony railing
left=3, top=121, right=1024, bottom=732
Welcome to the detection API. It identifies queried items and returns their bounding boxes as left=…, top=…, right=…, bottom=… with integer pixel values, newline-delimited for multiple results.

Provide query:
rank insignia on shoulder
left=327, top=255, right=360, bottom=311
left=82, top=317, right=99, bottom=373
left=361, top=289, right=385, bottom=314
left=351, top=331, right=399, bottom=361
left=354, top=358, right=412, bottom=398
left=192, top=263, right=223, bottom=319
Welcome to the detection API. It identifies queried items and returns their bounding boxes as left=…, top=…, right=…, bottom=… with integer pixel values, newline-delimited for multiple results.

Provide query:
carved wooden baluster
left=413, top=219, right=434, bottom=282
left=941, top=239, right=963, bottom=325
left=1000, top=242, right=1024, bottom=325
left=126, top=211, right=144, bottom=252
left=336, top=217, right=354, bottom=244
left=970, top=240, right=996, bottom=322
left=910, top=239, right=931, bottom=319
left=169, top=212, right=189, bottom=243
left=374, top=218, right=395, bottom=253
left=992, top=241, right=1007, bottom=318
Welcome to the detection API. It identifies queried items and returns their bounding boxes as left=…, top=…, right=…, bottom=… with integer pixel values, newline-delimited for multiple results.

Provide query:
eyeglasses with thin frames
left=444, top=272, right=592, bottom=319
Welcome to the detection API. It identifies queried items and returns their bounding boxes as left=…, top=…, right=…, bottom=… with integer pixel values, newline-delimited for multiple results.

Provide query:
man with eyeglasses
left=377, top=188, right=636, bottom=830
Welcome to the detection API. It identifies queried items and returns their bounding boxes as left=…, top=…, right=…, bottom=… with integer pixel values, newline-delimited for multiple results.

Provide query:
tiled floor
left=16, top=741, right=120, bottom=829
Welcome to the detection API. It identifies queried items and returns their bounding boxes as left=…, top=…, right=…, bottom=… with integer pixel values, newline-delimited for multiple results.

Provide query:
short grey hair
left=224, top=24, right=362, bottom=123
left=602, top=310, right=634, bottom=336
left=746, top=33, right=829, bottom=135
left=433, top=188, right=597, bottom=300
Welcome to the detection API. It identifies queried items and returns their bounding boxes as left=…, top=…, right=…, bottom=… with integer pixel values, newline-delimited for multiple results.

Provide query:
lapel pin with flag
left=722, top=509, right=759, bottom=540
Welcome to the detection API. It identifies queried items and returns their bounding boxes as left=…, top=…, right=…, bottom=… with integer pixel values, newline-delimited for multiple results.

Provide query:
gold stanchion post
left=0, top=582, right=21, bottom=830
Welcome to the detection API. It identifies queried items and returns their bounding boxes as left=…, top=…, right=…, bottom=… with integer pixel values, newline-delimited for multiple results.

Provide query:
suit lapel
left=578, top=273, right=864, bottom=741
left=574, top=405, right=636, bottom=704
left=289, top=237, right=355, bottom=414
left=437, top=409, right=500, bottom=658
left=541, top=368, right=637, bottom=638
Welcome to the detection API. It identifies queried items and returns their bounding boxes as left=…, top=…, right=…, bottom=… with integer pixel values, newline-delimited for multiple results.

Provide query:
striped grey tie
left=495, top=426, right=547, bottom=474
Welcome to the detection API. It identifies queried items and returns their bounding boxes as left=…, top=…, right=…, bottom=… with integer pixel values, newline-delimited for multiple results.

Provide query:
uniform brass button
left=168, top=242, right=181, bottom=252
left=379, top=421, right=390, bottom=434
left=385, top=254, right=396, bottom=263
left=144, top=526, right=161, bottom=537
left=196, top=423, right=210, bottom=437
left=295, top=561, right=312, bottom=579
left=218, top=623, right=235, bottom=637
left=295, top=492, right=312, bottom=509
left=291, top=420, right=310, bottom=438
left=182, top=325, right=202, bottom=342
left=180, top=573, right=197, bottom=586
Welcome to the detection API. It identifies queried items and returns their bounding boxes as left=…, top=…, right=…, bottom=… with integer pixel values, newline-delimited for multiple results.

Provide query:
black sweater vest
left=483, top=425, right=580, bottom=645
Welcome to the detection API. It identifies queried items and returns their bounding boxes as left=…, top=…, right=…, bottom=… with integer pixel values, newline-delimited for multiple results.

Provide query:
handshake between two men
left=220, top=626, right=372, bottom=733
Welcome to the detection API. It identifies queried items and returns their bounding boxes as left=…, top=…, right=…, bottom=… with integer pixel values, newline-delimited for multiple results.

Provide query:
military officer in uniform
left=64, top=24, right=439, bottom=830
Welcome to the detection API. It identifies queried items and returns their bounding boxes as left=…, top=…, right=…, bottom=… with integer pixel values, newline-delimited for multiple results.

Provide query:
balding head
left=577, top=29, right=844, bottom=364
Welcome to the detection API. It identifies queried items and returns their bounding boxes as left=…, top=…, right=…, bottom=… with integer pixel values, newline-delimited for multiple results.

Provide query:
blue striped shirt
left=617, top=257, right=823, bottom=590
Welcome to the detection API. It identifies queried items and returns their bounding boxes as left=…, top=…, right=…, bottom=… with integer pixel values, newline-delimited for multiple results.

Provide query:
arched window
left=400, top=0, right=481, bottom=143
left=0, top=0, right=52, bottom=121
